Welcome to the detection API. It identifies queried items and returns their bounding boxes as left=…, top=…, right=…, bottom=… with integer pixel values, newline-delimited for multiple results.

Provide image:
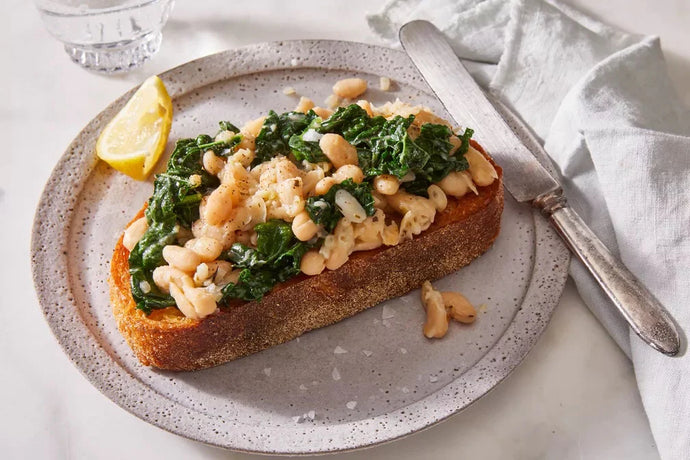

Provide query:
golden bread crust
left=110, top=141, right=504, bottom=370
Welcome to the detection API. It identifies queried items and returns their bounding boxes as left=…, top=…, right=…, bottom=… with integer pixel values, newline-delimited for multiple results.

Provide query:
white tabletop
left=3, top=0, right=688, bottom=458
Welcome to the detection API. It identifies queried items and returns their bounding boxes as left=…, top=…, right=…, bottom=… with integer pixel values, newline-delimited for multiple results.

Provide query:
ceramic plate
left=31, top=40, right=570, bottom=454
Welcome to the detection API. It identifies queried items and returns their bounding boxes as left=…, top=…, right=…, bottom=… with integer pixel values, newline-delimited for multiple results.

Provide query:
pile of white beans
left=421, top=281, right=478, bottom=339
left=122, top=85, right=498, bottom=319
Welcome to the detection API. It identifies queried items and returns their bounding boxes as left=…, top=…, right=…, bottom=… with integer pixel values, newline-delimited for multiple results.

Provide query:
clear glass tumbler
left=34, top=0, right=175, bottom=73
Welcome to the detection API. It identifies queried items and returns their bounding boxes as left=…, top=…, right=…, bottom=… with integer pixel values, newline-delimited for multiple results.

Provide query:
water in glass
left=35, top=0, right=175, bottom=73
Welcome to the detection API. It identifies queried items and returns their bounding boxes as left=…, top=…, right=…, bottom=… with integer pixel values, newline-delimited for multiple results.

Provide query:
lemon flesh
left=96, top=75, right=173, bottom=181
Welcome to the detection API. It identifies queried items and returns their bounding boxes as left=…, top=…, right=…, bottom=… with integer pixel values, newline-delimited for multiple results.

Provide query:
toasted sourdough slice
left=110, top=140, right=503, bottom=371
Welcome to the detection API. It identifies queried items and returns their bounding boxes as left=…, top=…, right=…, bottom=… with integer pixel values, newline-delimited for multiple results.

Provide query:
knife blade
left=399, top=20, right=681, bottom=356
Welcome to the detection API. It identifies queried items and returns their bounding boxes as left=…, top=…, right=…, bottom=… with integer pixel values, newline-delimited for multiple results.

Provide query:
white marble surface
left=2, top=0, right=688, bottom=458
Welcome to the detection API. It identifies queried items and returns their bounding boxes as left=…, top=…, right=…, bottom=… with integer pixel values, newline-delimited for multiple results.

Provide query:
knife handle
left=535, top=190, right=681, bottom=355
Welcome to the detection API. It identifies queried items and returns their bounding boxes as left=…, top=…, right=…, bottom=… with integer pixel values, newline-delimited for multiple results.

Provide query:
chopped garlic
left=379, top=76, right=392, bottom=91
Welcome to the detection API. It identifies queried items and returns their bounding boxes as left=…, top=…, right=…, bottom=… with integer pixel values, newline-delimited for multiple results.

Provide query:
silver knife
left=399, top=20, right=681, bottom=356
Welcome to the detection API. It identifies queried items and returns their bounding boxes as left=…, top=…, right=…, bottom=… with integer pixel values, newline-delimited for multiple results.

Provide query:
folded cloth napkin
left=369, top=0, right=690, bottom=458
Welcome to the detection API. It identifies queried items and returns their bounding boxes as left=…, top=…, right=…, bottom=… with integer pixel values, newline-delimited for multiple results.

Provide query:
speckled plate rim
left=31, top=40, right=570, bottom=455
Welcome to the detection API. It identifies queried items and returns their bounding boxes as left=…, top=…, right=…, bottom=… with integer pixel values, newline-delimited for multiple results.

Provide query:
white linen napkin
left=369, top=0, right=690, bottom=458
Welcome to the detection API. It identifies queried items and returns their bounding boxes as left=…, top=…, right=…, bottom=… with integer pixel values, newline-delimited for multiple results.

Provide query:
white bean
left=466, top=146, right=498, bottom=186
left=321, top=219, right=354, bottom=270
left=182, top=285, right=218, bottom=318
left=421, top=281, right=449, bottom=339
left=438, top=171, right=477, bottom=198
left=162, top=245, right=201, bottom=272
left=292, top=211, right=319, bottom=241
left=300, top=250, right=326, bottom=275
left=312, top=107, right=333, bottom=119
left=314, top=177, right=337, bottom=195
left=386, top=191, right=435, bottom=217
left=185, top=236, right=223, bottom=262
left=214, top=130, right=236, bottom=143
left=325, top=245, right=349, bottom=271
left=325, top=94, right=341, bottom=109
left=332, top=165, right=364, bottom=184
left=332, top=78, right=367, bottom=99
left=203, top=183, right=235, bottom=225
left=319, top=133, right=358, bottom=168
left=381, top=222, right=400, bottom=246
left=152, top=265, right=193, bottom=293
left=302, top=169, right=325, bottom=195
left=275, top=157, right=301, bottom=183
left=295, top=96, right=315, bottom=113
left=442, top=291, right=477, bottom=324
left=122, top=217, right=148, bottom=251
left=373, top=174, right=400, bottom=195
left=230, top=148, right=254, bottom=168
left=203, top=150, right=226, bottom=175
left=242, top=116, right=266, bottom=138
left=427, top=184, right=448, bottom=211
left=169, top=282, right=199, bottom=319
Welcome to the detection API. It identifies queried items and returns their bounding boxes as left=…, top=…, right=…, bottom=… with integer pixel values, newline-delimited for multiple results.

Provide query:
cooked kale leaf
left=220, top=220, right=311, bottom=302
left=127, top=220, right=178, bottom=313
left=218, top=121, right=240, bottom=133
left=305, top=178, right=376, bottom=233
left=288, top=116, right=330, bottom=163
left=254, top=110, right=317, bottom=165
left=317, top=103, right=473, bottom=196
left=402, top=125, right=473, bottom=196
left=318, top=104, right=369, bottom=135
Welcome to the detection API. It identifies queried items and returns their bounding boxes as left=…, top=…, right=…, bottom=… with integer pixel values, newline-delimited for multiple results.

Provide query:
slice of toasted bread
left=110, top=141, right=503, bottom=371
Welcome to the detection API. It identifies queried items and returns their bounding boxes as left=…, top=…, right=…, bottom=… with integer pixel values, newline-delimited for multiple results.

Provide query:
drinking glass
left=34, top=0, right=175, bottom=73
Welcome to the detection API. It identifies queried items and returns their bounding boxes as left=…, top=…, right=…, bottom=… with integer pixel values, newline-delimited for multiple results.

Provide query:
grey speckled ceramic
left=31, top=40, right=570, bottom=454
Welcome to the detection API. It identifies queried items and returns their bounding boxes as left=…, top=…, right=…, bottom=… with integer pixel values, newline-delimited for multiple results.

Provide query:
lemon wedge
left=96, top=75, right=173, bottom=180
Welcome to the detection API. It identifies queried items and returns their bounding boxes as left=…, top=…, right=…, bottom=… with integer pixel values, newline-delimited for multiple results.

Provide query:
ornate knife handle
left=534, top=189, right=681, bottom=355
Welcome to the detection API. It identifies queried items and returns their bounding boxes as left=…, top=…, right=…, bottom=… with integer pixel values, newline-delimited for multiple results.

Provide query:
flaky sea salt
left=362, top=350, right=373, bottom=357
left=306, top=410, right=316, bottom=420
left=263, top=367, right=272, bottom=377
left=292, top=415, right=303, bottom=423
left=299, top=384, right=308, bottom=391
left=401, top=387, right=410, bottom=394
left=382, top=319, right=392, bottom=328
left=382, top=305, right=396, bottom=319
left=334, top=346, right=348, bottom=354
left=346, top=401, right=357, bottom=410
left=429, top=375, right=438, bottom=383
left=399, top=348, right=407, bottom=354
left=282, top=86, right=296, bottom=95
left=332, top=367, right=341, bottom=381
